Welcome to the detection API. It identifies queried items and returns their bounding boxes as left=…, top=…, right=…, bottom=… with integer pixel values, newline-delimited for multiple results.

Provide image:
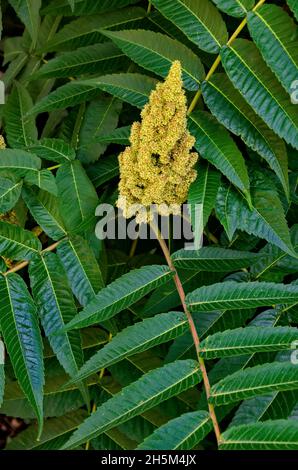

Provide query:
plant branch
left=3, top=240, right=61, bottom=276
left=187, top=0, right=267, bottom=115
left=150, top=221, right=222, bottom=445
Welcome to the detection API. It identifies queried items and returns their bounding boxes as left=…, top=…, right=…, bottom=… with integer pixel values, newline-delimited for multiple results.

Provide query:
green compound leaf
left=247, top=5, right=298, bottom=96
left=102, top=29, right=205, bottom=91
left=0, top=273, right=44, bottom=436
left=0, top=220, right=41, bottom=261
left=210, top=362, right=298, bottom=406
left=188, top=110, right=250, bottom=203
left=64, top=265, right=173, bottom=331
left=200, top=326, right=298, bottom=359
left=57, top=235, right=105, bottom=307
left=220, top=420, right=298, bottom=450
left=172, top=247, right=261, bottom=272
left=202, top=74, right=289, bottom=198
left=221, top=39, right=298, bottom=149
left=137, top=410, right=212, bottom=450
left=62, top=360, right=201, bottom=449
left=211, top=0, right=255, bottom=18
left=187, top=281, right=298, bottom=312
left=66, top=311, right=189, bottom=384
left=151, top=0, right=228, bottom=53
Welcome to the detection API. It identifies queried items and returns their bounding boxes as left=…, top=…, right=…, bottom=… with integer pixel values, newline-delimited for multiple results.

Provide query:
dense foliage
left=0, top=0, right=298, bottom=451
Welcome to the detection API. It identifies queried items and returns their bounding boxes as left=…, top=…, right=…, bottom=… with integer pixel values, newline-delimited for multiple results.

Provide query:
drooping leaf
left=3, top=37, right=25, bottom=65
left=151, top=0, right=228, bottom=53
left=202, top=74, right=289, bottom=197
left=0, top=220, right=41, bottom=261
left=22, top=186, right=67, bottom=241
left=188, top=111, right=250, bottom=202
left=0, top=175, right=23, bottom=213
left=2, top=52, right=28, bottom=88
left=137, top=410, right=212, bottom=450
left=220, top=39, right=298, bottom=149
left=77, top=96, right=121, bottom=164
left=91, top=126, right=130, bottom=146
left=8, top=0, right=41, bottom=48
left=200, top=326, right=298, bottom=359
left=62, top=360, right=201, bottom=449
left=187, top=281, right=298, bottom=312
left=102, top=29, right=205, bottom=91
left=57, top=235, right=105, bottom=307
left=29, top=253, right=84, bottom=380
left=28, top=81, right=102, bottom=115
left=80, top=73, right=157, bottom=109
left=247, top=5, right=298, bottom=95
left=66, top=312, right=188, bottom=384
left=24, top=169, right=58, bottom=196
left=211, top=0, right=255, bottom=17
left=0, top=273, right=44, bottom=435
left=86, top=155, right=119, bottom=188
left=28, top=138, right=76, bottom=164
left=4, top=81, right=37, bottom=148
left=172, top=247, right=261, bottom=272
left=32, top=43, right=127, bottom=80
left=56, top=160, right=99, bottom=234
left=209, top=362, right=298, bottom=406
left=44, top=7, right=146, bottom=52
left=64, top=265, right=173, bottom=331
left=215, top=175, right=295, bottom=256
left=0, top=149, right=40, bottom=180
left=188, top=161, right=221, bottom=241
left=220, top=420, right=298, bottom=450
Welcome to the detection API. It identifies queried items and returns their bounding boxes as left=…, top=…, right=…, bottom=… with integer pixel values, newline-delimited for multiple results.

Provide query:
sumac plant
left=0, top=0, right=298, bottom=451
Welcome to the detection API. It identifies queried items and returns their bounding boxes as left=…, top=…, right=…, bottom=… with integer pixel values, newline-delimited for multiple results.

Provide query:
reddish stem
left=150, top=222, right=222, bottom=445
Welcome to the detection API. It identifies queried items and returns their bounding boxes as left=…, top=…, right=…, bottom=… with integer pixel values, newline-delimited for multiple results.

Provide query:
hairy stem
left=150, top=221, right=222, bottom=445
left=187, top=0, right=267, bottom=115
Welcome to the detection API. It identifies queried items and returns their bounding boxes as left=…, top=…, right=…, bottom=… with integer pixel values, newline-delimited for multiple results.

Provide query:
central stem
left=150, top=221, right=222, bottom=445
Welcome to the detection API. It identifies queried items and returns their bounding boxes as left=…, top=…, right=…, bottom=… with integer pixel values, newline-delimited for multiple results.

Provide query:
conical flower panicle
left=117, top=61, right=198, bottom=223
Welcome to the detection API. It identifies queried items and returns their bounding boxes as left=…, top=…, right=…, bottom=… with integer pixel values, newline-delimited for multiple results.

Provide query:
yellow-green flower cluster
left=117, top=61, right=198, bottom=223
left=0, top=135, right=6, bottom=149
